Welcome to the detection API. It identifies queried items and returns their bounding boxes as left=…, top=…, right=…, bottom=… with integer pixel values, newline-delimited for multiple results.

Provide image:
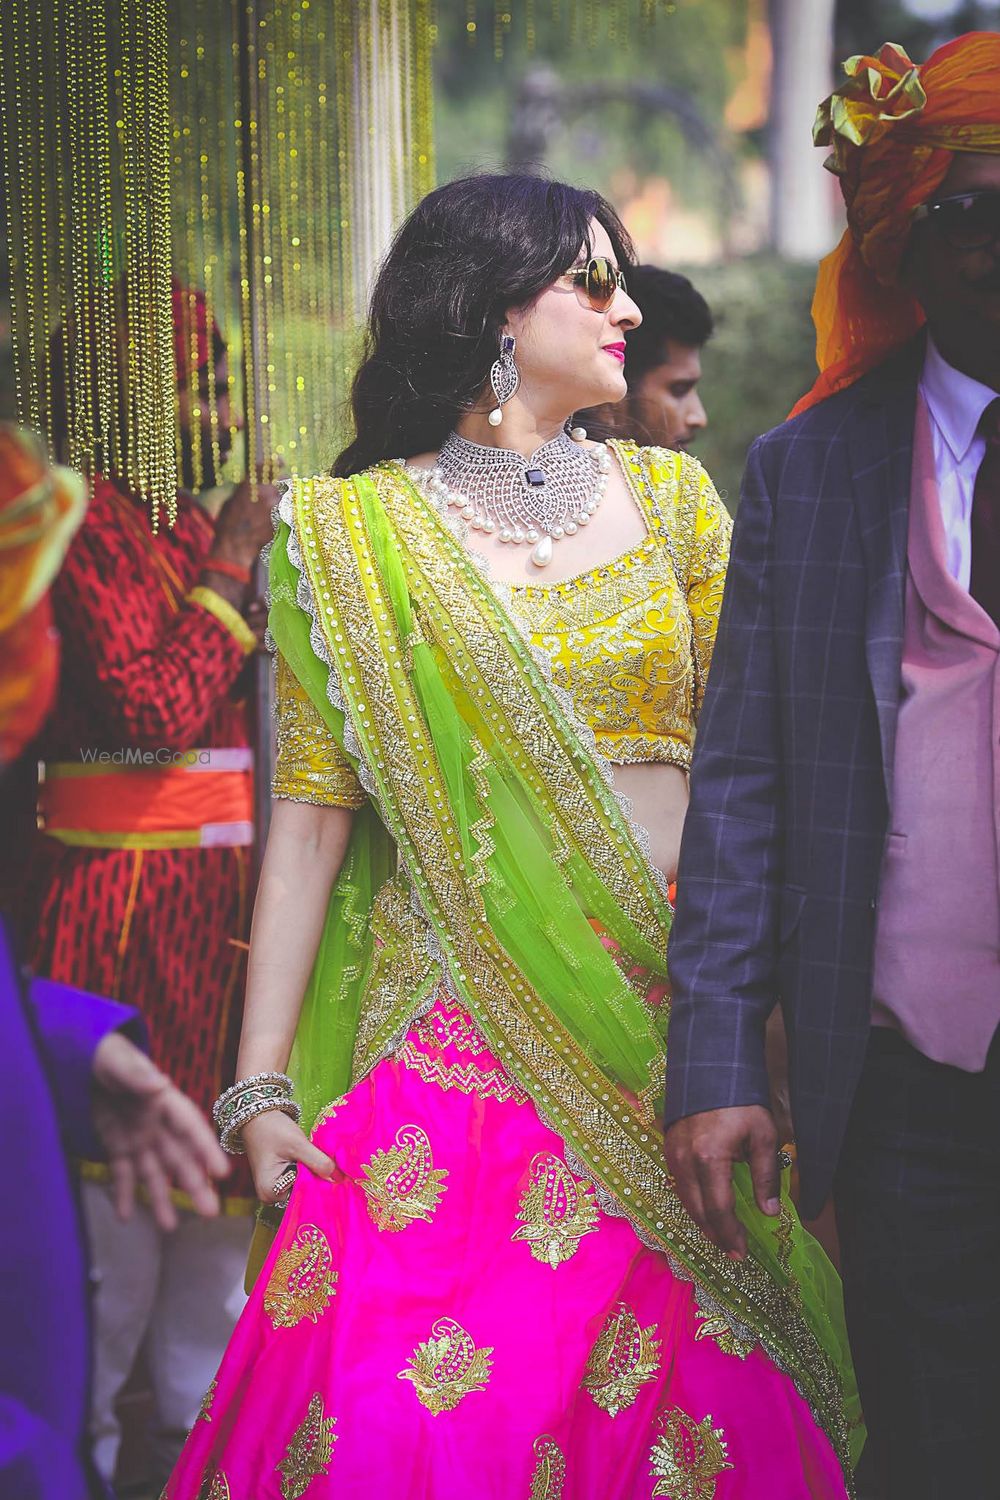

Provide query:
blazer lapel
left=847, top=346, right=920, bottom=805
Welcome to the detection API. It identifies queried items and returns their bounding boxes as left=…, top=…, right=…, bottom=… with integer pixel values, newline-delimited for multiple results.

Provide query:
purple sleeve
left=29, top=979, right=147, bottom=1157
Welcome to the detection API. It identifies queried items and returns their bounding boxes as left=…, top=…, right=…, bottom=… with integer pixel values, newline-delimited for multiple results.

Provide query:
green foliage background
left=433, top=0, right=750, bottom=238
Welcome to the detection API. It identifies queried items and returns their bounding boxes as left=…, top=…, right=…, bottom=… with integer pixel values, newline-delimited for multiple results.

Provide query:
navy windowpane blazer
left=666, top=341, right=921, bottom=1219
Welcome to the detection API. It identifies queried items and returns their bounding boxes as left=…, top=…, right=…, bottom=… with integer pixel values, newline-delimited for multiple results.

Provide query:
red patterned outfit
left=24, top=473, right=259, bottom=1481
left=27, top=475, right=257, bottom=1177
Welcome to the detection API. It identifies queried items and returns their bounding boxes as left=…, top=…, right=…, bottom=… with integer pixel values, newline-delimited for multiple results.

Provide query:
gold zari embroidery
left=649, top=1407, right=734, bottom=1499
left=196, top=1378, right=217, bottom=1422
left=529, top=1435, right=567, bottom=1499
left=273, top=650, right=366, bottom=808
left=310, top=1096, right=347, bottom=1138
left=511, top=445, right=730, bottom=766
left=398, top=1316, right=494, bottom=1414
left=264, top=1223, right=338, bottom=1328
left=512, top=1152, right=600, bottom=1268
left=360, top=1123, right=448, bottom=1231
left=582, top=1301, right=661, bottom=1416
left=693, top=1312, right=756, bottom=1360
left=399, top=1037, right=530, bottom=1105
left=277, top=1392, right=336, bottom=1498
left=351, top=876, right=440, bottom=1080
left=195, top=1471, right=230, bottom=1500
left=412, top=1000, right=491, bottom=1054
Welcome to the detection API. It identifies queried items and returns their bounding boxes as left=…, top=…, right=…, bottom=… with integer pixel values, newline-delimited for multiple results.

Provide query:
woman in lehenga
left=166, top=174, right=862, bottom=1500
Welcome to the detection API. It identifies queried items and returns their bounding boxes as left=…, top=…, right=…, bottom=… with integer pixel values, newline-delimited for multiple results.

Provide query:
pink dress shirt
left=870, top=390, right=1000, bottom=1069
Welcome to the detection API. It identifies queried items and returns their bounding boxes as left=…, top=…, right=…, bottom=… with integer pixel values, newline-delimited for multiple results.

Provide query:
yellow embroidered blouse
left=272, top=443, right=731, bottom=807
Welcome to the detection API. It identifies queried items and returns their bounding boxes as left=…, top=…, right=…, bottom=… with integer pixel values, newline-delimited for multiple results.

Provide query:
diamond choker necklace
left=416, top=427, right=612, bottom=569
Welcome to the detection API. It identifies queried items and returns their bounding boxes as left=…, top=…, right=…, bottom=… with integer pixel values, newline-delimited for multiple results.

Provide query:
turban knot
left=792, top=32, right=1000, bottom=417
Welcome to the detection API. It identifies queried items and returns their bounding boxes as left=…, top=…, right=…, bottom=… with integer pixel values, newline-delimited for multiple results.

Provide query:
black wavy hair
left=333, top=173, right=636, bottom=477
left=621, top=266, right=713, bottom=385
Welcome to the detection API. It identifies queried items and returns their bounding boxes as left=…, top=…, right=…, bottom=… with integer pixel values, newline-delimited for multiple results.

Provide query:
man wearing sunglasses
left=663, top=33, right=1000, bottom=1500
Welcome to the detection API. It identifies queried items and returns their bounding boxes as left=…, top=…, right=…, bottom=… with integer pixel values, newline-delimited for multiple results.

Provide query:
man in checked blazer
left=664, top=36, right=1000, bottom=1500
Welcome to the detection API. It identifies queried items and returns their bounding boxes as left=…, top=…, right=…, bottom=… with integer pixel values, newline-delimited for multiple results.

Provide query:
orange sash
left=39, top=750, right=254, bottom=848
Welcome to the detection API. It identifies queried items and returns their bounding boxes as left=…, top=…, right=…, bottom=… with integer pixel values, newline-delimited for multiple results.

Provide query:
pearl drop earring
left=488, top=335, right=519, bottom=427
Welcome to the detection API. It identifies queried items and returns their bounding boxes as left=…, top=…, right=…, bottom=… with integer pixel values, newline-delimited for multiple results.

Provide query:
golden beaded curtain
left=0, top=0, right=176, bottom=524
left=167, top=1, right=435, bottom=489
left=0, top=0, right=436, bottom=526
left=1, top=0, right=673, bottom=525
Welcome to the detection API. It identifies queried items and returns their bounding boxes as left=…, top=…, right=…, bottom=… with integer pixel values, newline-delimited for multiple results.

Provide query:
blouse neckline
left=511, top=440, right=662, bottom=597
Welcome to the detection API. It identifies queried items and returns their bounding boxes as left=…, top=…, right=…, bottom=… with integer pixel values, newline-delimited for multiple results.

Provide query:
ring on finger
left=272, top=1166, right=297, bottom=1205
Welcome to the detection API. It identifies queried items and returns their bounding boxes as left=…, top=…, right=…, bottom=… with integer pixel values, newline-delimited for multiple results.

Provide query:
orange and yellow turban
left=792, top=32, right=1000, bottom=417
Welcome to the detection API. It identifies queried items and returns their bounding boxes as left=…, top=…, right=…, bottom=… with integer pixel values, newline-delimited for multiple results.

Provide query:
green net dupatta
left=267, top=459, right=863, bottom=1485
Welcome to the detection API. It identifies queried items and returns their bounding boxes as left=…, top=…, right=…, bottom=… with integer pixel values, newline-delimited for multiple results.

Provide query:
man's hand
left=242, top=596, right=268, bottom=651
left=664, top=1104, right=780, bottom=1260
left=200, top=477, right=279, bottom=614
left=210, top=477, right=279, bottom=573
left=91, top=1032, right=230, bottom=1232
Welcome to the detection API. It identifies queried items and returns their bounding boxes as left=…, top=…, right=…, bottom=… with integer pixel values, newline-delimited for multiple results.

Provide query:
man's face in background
left=626, top=339, right=707, bottom=450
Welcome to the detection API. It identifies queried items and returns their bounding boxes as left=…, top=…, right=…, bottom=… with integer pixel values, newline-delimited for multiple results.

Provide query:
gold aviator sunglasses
left=556, top=255, right=627, bottom=312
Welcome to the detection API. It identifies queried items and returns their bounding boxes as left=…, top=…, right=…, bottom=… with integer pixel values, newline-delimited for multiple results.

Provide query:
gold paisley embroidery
left=529, top=1435, right=566, bottom=1499
left=399, top=1037, right=530, bottom=1105
left=196, top=1377, right=217, bottom=1423
left=693, top=1312, right=756, bottom=1360
left=264, top=1223, right=338, bottom=1328
left=582, top=1301, right=661, bottom=1416
left=360, top=1124, right=448, bottom=1231
left=195, top=1471, right=230, bottom=1500
left=649, top=1407, right=734, bottom=1499
left=276, top=1392, right=337, bottom=1498
left=397, top=1316, right=494, bottom=1414
left=512, top=1152, right=600, bottom=1267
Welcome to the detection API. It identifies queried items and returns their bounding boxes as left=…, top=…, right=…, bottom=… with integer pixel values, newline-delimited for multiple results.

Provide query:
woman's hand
left=240, top=1108, right=341, bottom=1204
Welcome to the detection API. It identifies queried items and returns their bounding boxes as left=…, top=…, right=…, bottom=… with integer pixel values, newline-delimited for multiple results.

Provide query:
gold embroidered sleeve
left=272, top=650, right=366, bottom=808
left=685, top=464, right=732, bottom=720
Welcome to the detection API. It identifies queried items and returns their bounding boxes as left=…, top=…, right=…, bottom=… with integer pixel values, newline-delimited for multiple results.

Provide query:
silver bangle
left=219, top=1094, right=301, bottom=1156
left=212, top=1071, right=293, bottom=1126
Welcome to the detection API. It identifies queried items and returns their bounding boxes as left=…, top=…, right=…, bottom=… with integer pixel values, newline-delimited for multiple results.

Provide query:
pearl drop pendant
left=488, top=408, right=503, bottom=427
left=569, top=426, right=588, bottom=442
left=531, top=534, right=554, bottom=567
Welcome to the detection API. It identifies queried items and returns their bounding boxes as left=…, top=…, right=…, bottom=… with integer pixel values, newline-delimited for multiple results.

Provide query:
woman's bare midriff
left=610, top=760, right=689, bottom=886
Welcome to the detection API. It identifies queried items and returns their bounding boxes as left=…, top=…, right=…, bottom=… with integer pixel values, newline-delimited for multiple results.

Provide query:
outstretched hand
left=91, top=1032, right=231, bottom=1231
left=664, top=1104, right=780, bottom=1260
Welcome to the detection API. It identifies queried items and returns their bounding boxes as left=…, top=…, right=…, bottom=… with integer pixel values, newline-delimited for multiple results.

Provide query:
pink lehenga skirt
left=164, top=991, right=848, bottom=1499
